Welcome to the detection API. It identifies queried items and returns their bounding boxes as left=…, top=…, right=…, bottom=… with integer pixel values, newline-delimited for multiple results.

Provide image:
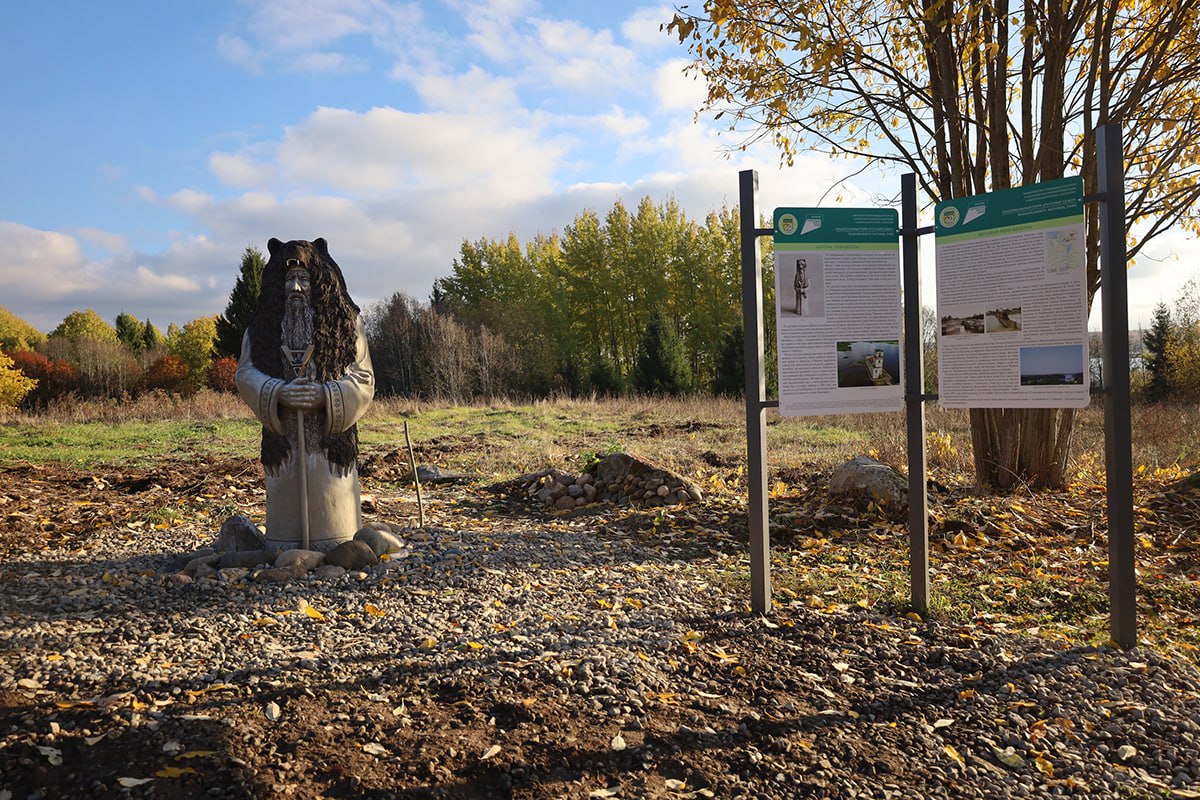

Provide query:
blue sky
left=1, top=0, right=1195, bottom=334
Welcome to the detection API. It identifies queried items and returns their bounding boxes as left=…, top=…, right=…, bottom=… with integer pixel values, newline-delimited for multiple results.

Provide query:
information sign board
left=772, top=207, right=903, bottom=416
left=934, top=177, right=1088, bottom=408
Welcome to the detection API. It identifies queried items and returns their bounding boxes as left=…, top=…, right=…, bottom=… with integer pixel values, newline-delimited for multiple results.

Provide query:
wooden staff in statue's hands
left=280, top=344, right=317, bottom=548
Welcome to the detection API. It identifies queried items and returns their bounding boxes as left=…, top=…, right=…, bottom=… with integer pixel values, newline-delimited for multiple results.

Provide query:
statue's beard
left=279, top=293, right=323, bottom=455
left=282, top=294, right=314, bottom=359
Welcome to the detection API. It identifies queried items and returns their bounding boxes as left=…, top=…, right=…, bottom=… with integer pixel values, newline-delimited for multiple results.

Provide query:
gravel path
left=3, top=520, right=1200, bottom=798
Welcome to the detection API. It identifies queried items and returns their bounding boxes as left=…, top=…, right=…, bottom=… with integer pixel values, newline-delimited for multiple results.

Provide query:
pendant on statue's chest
left=282, top=344, right=314, bottom=379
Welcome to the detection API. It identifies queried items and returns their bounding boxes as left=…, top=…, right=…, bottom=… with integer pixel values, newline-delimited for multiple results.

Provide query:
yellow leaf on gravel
left=364, top=604, right=386, bottom=617
left=944, top=745, right=965, bottom=766
left=156, top=767, right=197, bottom=778
left=993, top=747, right=1025, bottom=768
left=303, top=605, right=326, bottom=621
left=419, top=637, right=438, bottom=650
left=175, top=750, right=217, bottom=760
left=1034, top=756, right=1054, bottom=777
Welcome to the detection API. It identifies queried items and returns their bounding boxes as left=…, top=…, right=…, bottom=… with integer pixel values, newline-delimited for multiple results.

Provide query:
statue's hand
left=280, top=377, right=326, bottom=411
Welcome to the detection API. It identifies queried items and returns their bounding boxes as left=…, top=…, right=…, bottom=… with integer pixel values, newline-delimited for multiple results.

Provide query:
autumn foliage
left=7, top=350, right=77, bottom=409
left=206, top=355, right=239, bottom=393
left=144, top=355, right=191, bottom=394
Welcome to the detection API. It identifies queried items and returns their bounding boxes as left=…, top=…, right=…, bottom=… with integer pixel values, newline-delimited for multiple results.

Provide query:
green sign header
left=935, top=176, right=1083, bottom=240
left=774, top=207, right=898, bottom=249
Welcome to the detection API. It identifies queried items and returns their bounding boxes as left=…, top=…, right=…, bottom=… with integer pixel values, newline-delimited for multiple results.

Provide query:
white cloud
left=621, top=5, right=676, bottom=49
left=275, top=106, right=562, bottom=201
left=600, top=106, right=649, bottom=139
left=528, top=18, right=637, bottom=92
left=218, top=0, right=426, bottom=74
left=210, top=152, right=277, bottom=188
left=134, top=265, right=202, bottom=293
left=0, top=222, right=223, bottom=331
left=216, top=34, right=261, bottom=72
left=655, top=58, right=707, bottom=113
left=167, top=189, right=214, bottom=213
left=0, top=223, right=88, bottom=296
left=457, top=0, right=536, bottom=63
left=412, top=65, right=520, bottom=112
left=72, top=228, right=129, bottom=255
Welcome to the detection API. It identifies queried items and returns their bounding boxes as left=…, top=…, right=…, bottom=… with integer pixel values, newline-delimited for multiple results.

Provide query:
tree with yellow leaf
left=0, top=349, right=37, bottom=411
left=668, top=0, right=1200, bottom=490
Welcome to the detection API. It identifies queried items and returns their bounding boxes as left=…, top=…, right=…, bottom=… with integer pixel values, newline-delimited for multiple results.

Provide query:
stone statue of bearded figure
left=235, top=238, right=375, bottom=550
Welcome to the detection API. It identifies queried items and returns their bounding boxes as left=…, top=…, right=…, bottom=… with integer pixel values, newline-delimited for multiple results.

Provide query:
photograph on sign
left=934, top=177, right=1089, bottom=409
left=773, top=207, right=902, bottom=417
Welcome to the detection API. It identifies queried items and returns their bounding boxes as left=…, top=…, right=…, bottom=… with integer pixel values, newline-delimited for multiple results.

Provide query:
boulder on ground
left=179, top=551, right=220, bottom=578
left=828, top=456, right=908, bottom=515
left=274, top=549, right=326, bottom=572
left=218, top=549, right=275, bottom=569
left=326, top=540, right=378, bottom=570
left=214, top=515, right=267, bottom=552
left=354, top=526, right=405, bottom=557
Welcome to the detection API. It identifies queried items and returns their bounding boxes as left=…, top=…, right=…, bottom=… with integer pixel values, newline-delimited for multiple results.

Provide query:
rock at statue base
left=354, top=526, right=405, bottom=557
left=312, top=564, right=347, bottom=580
left=218, top=549, right=276, bottom=569
left=255, top=565, right=304, bottom=583
left=828, top=456, right=908, bottom=515
left=180, top=551, right=220, bottom=578
left=326, top=540, right=378, bottom=570
left=215, top=515, right=267, bottom=552
left=275, top=549, right=326, bottom=572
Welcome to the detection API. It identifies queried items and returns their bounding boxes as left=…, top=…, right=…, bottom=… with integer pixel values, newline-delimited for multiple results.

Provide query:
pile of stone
left=494, top=451, right=703, bottom=512
left=170, top=515, right=408, bottom=584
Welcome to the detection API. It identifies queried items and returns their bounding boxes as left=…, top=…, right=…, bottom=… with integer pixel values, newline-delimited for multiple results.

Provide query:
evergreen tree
left=115, top=312, right=146, bottom=353
left=589, top=357, right=624, bottom=397
left=142, top=319, right=164, bottom=353
left=711, top=323, right=745, bottom=397
left=632, top=311, right=691, bottom=396
left=215, top=246, right=266, bottom=358
left=1143, top=302, right=1174, bottom=402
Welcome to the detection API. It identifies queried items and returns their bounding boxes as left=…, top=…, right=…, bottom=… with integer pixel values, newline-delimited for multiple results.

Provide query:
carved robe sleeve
left=235, top=330, right=287, bottom=435
left=322, top=316, right=375, bottom=435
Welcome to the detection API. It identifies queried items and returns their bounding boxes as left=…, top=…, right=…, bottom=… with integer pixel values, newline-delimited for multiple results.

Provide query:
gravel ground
left=3, top=516, right=1200, bottom=799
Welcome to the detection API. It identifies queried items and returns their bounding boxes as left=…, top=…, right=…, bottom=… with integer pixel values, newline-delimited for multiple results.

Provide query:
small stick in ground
left=404, top=420, right=424, bottom=527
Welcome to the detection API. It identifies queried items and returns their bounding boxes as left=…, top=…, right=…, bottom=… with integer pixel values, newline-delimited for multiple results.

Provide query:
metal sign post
left=739, top=170, right=773, bottom=614
left=900, top=174, right=931, bottom=615
left=1097, top=123, right=1136, bottom=648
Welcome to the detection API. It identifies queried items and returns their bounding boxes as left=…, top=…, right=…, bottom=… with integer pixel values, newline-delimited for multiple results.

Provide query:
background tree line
left=0, top=247, right=267, bottom=410
left=0, top=223, right=778, bottom=410
left=367, top=196, right=777, bottom=400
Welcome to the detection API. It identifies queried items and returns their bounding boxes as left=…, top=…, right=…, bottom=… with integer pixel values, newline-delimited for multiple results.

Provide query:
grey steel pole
left=1097, top=124, right=1136, bottom=648
left=739, top=169, right=771, bottom=615
left=901, top=174, right=930, bottom=616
